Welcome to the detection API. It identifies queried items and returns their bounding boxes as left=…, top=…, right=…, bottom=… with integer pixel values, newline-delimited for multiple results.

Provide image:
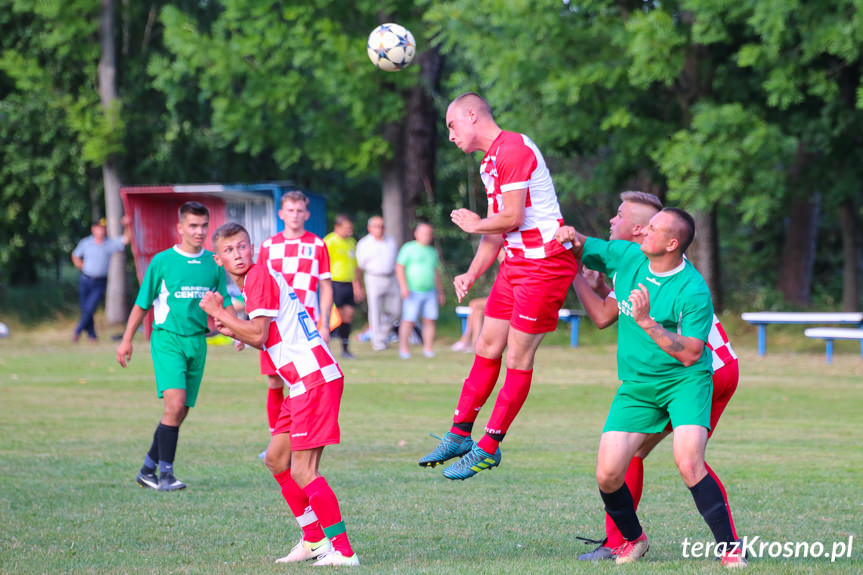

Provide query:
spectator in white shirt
left=356, top=216, right=400, bottom=351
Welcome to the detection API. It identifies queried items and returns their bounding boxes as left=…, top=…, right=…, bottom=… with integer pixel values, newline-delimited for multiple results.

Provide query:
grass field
left=1, top=321, right=862, bottom=574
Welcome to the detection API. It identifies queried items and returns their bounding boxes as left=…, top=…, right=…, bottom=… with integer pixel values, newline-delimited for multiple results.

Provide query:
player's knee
left=675, top=456, right=706, bottom=486
left=596, top=466, right=624, bottom=492
left=290, top=466, right=316, bottom=489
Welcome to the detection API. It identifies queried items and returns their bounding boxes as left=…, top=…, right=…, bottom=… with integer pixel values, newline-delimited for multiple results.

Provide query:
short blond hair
left=280, top=190, right=309, bottom=209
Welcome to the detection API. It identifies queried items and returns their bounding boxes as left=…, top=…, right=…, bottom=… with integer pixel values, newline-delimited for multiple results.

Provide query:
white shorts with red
left=484, top=250, right=578, bottom=334
left=272, top=377, right=344, bottom=450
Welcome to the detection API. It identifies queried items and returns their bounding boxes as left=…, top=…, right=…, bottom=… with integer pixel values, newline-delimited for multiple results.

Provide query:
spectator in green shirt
left=395, top=222, right=444, bottom=359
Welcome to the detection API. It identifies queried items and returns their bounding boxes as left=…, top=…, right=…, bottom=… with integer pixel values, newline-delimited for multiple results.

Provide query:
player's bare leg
left=673, top=425, right=744, bottom=567
left=596, top=431, right=650, bottom=563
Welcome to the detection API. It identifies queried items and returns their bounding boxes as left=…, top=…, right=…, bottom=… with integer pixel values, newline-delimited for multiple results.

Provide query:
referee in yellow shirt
left=324, top=214, right=365, bottom=359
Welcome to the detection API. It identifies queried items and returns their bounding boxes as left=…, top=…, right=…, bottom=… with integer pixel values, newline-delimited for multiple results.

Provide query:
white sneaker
left=275, top=538, right=333, bottom=563
left=312, top=550, right=360, bottom=566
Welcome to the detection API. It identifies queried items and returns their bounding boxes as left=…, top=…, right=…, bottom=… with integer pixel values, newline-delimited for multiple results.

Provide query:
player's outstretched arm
left=116, top=305, right=148, bottom=367
left=629, top=283, right=705, bottom=366
left=572, top=273, right=619, bottom=329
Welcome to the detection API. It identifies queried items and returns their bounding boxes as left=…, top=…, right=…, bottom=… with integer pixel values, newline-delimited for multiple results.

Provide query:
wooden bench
left=741, top=312, right=863, bottom=356
left=804, top=328, right=863, bottom=363
left=456, top=306, right=586, bottom=348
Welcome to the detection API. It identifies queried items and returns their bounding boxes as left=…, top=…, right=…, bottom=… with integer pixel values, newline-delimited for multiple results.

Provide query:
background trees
left=1, top=0, right=860, bottom=316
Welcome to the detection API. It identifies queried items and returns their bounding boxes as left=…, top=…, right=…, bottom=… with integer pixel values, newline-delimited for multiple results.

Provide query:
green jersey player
left=555, top=207, right=745, bottom=568
left=116, top=201, right=233, bottom=492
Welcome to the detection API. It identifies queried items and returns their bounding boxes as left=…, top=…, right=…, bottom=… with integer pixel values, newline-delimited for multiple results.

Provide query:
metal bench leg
left=825, top=339, right=833, bottom=363
left=570, top=317, right=580, bottom=348
left=757, top=324, right=766, bottom=356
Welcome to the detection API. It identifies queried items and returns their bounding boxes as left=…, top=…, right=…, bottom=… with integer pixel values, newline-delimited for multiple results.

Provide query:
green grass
left=1, top=323, right=862, bottom=574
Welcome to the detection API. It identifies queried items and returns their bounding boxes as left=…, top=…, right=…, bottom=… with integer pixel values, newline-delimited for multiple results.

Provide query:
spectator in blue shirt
left=71, top=216, right=130, bottom=341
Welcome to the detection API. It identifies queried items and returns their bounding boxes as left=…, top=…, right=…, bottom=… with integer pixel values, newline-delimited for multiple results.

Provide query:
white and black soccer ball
left=367, top=23, right=416, bottom=72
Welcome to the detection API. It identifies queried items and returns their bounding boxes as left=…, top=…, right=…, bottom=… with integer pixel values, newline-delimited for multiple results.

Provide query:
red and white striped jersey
left=706, top=314, right=737, bottom=371
left=244, top=264, right=342, bottom=398
left=480, top=131, right=568, bottom=260
left=258, top=231, right=331, bottom=323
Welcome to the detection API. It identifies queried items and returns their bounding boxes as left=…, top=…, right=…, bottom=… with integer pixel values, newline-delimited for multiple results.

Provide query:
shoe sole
left=418, top=440, right=474, bottom=468
left=136, top=476, right=158, bottom=490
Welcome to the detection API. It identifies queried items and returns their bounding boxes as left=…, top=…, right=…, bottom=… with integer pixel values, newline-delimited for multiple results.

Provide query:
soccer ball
left=367, top=23, right=416, bottom=72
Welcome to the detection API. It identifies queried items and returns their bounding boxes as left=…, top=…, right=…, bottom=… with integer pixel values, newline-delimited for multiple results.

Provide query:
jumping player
left=556, top=209, right=746, bottom=568
left=116, top=201, right=233, bottom=492
left=570, top=192, right=740, bottom=562
left=257, top=191, right=333, bottom=453
left=418, top=92, right=578, bottom=480
left=200, top=223, right=358, bottom=566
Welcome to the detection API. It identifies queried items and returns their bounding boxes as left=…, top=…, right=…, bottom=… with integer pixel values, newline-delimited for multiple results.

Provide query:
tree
left=0, top=0, right=103, bottom=285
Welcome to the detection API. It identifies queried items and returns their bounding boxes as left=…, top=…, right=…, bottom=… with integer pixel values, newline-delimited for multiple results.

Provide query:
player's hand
left=451, top=209, right=481, bottom=234
left=213, top=317, right=236, bottom=338
left=453, top=272, right=475, bottom=303
left=629, top=283, right=654, bottom=328
left=555, top=226, right=577, bottom=245
left=199, top=291, right=224, bottom=316
left=116, top=340, right=133, bottom=368
left=581, top=268, right=604, bottom=291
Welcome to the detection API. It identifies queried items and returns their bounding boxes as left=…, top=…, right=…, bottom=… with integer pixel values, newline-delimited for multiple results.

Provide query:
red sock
left=267, top=387, right=284, bottom=431
left=477, top=368, right=532, bottom=453
left=606, top=456, right=644, bottom=548
left=451, top=355, right=502, bottom=436
left=705, top=462, right=737, bottom=539
left=303, top=476, right=354, bottom=556
left=273, top=470, right=326, bottom=542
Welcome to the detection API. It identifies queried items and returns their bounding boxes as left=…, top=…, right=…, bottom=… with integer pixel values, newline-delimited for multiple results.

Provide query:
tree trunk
left=689, top=207, right=722, bottom=312
left=381, top=46, right=442, bottom=247
left=99, top=0, right=126, bottom=324
left=777, top=193, right=820, bottom=307
left=838, top=199, right=861, bottom=311
left=381, top=121, right=407, bottom=246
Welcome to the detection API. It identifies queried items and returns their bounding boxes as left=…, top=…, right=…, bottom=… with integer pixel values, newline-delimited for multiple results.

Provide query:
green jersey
left=135, top=246, right=229, bottom=336
left=582, top=237, right=713, bottom=384
left=396, top=241, right=440, bottom=293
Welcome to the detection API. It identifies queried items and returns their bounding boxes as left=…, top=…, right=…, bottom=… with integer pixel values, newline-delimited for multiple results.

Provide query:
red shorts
left=708, top=359, right=739, bottom=437
left=272, top=377, right=343, bottom=450
left=484, top=250, right=578, bottom=334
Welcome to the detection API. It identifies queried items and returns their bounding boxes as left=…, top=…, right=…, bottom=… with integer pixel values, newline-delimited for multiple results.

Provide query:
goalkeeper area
left=1, top=331, right=861, bottom=574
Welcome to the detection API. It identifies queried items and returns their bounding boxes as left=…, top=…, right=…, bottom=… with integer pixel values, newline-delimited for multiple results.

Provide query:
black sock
left=156, top=423, right=180, bottom=475
left=600, top=485, right=643, bottom=541
left=142, top=426, right=160, bottom=472
left=486, top=431, right=505, bottom=443
left=452, top=422, right=473, bottom=434
left=341, top=322, right=352, bottom=350
left=689, top=473, right=735, bottom=545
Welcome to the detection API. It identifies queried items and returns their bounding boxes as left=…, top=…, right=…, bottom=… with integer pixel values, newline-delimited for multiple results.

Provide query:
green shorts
left=150, top=329, right=207, bottom=407
left=603, top=374, right=712, bottom=434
